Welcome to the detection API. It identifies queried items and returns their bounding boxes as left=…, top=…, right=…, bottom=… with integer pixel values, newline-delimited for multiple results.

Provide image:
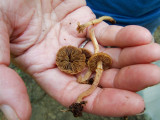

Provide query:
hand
left=0, top=0, right=160, bottom=119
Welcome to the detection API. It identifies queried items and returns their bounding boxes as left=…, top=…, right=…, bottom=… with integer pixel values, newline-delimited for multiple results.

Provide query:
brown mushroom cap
left=80, top=48, right=92, bottom=65
left=56, top=46, right=86, bottom=74
left=88, top=52, right=112, bottom=72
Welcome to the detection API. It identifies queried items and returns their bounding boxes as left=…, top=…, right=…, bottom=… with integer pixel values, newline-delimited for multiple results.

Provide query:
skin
left=0, top=0, right=160, bottom=119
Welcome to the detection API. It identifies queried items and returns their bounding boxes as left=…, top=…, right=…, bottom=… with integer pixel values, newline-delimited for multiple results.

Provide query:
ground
left=0, top=26, right=160, bottom=120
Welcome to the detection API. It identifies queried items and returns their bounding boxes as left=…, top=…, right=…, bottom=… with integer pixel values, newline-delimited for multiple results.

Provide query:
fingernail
left=136, top=107, right=146, bottom=116
left=151, top=36, right=155, bottom=43
left=0, top=105, right=19, bottom=120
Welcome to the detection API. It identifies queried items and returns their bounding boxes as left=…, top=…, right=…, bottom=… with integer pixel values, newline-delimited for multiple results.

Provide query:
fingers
left=61, top=85, right=145, bottom=117
left=112, top=43, right=160, bottom=67
left=84, top=41, right=160, bottom=68
left=86, top=88, right=144, bottom=117
left=34, top=68, right=144, bottom=117
left=100, top=64, right=160, bottom=91
left=0, top=14, right=10, bottom=66
left=0, top=13, right=31, bottom=120
left=93, top=22, right=152, bottom=47
left=0, top=65, right=31, bottom=120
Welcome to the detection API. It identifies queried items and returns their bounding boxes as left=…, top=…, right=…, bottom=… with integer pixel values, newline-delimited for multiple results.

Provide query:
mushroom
left=80, top=48, right=92, bottom=65
left=88, top=52, right=112, bottom=72
left=76, top=16, right=114, bottom=84
left=69, top=25, right=113, bottom=117
left=76, top=48, right=93, bottom=84
left=75, top=28, right=112, bottom=103
left=56, top=46, right=87, bottom=75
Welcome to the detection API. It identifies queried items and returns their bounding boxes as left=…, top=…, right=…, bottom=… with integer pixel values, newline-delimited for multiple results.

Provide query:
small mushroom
left=88, top=52, right=112, bottom=72
left=56, top=46, right=86, bottom=75
left=77, top=28, right=112, bottom=84
left=80, top=48, right=92, bottom=66
left=76, top=48, right=92, bottom=84
left=77, top=16, right=115, bottom=84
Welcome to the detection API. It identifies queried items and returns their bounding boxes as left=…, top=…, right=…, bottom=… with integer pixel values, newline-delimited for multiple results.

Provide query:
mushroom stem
left=76, top=16, right=114, bottom=84
left=77, top=69, right=92, bottom=84
left=77, top=28, right=99, bottom=84
left=76, top=61, right=103, bottom=103
left=77, top=16, right=116, bottom=33
left=89, top=28, right=99, bottom=53
left=76, top=28, right=104, bottom=103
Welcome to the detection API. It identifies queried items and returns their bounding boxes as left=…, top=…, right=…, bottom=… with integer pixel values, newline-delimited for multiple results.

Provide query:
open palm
left=0, top=0, right=160, bottom=119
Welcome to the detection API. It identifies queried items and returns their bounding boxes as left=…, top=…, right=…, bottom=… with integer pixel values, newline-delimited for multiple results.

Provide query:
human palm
left=0, top=0, right=160, bottom=120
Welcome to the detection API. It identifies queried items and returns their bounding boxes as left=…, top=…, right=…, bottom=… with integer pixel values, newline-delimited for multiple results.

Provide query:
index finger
left=92, top=22, right=153, bottom=47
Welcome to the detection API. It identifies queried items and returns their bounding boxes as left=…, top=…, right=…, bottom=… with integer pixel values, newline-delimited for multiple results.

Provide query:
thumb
left=0, top=65, right=31, bottom=120
left=0, top=13, right=31, bottom=120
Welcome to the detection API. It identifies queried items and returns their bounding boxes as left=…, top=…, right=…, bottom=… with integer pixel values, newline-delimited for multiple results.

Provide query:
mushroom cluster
left=56, top=16, right=115, bottom=117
